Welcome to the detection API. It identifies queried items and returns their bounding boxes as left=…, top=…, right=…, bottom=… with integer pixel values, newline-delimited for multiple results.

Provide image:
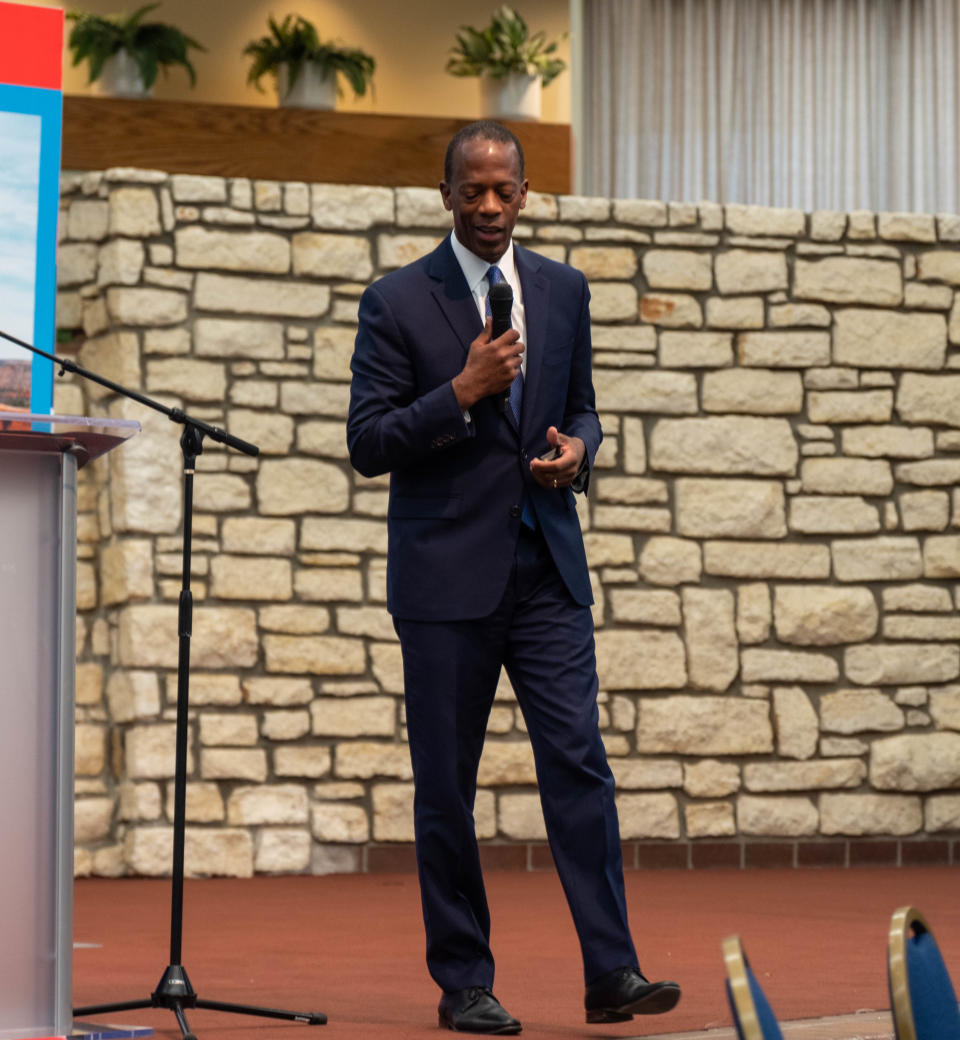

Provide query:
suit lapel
left=427, top=237, right=482, bottom=357
left=516, top=245, right=550, bottom=440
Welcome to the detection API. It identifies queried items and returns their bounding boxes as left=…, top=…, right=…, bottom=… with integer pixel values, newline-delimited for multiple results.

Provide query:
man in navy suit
left=348, top=122, right=681, bottom=1034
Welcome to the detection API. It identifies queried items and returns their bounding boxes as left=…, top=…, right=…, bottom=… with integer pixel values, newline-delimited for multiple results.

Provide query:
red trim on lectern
left=0, top=1, right=64, bottom=90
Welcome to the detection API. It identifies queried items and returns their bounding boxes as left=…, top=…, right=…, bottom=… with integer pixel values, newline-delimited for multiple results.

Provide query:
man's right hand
left=452, top=317, right=524, bottom=411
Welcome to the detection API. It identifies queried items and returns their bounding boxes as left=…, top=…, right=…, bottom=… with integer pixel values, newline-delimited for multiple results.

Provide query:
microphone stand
left=0, top=328, right=327, bottom=1038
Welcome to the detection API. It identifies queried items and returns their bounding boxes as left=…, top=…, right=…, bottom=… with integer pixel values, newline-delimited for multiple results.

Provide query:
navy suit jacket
left=347, top=237, right=602, bottom=622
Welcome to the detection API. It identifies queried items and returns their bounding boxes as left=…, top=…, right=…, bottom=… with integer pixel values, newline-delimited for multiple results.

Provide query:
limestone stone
left=735, top=583, right=771, bottom=644
left=820, top=689, right=906, bottom=733
left=144, top=327, right=190, bottom=355
left=676, top=478, right=785, bottom=538
left=171, top=174, right=226, bottom=202
left=870, top=732, right=960, bottom=790
left=146, top=359, right=225, bottom=400
left=725, top=204, right=804, bottom=237
left=243, top=678, right=313, bottom=706
left=255, top=829, right=311, bottom=873
left=220, top=518, right=294, bottom=556
left=639, top=293, right=701, bottom=328
left=118, top=606, right=258, bottom=669
left=683, top=760, right=741, bottom=797
left=744, top=759, right=866, bottom=791
left=311, top=185, right=393, bottom=229
left=842, top=426, right=934, bottom=459
left=608, top=589, right=680, bottom=625
left=788, top=495, right=880, bottom=537
left=704, top=542, right=830, bottom=579
left=658, top=331, right=732, bottom=367
left=737, top=795, right=818, bottom=836
left=801, top=459, right=893, bottom=496
left=209, top=556, right=292, bottom=601
left=616, top=793, right=680, bottom=839
left=100, top=539, right=153, bottom=605
left=75, top=724, right=106, bottom=776
left=794, top=258, right=901, bottom=305
left=878, top=212, right=936, bottom=241
left=706, top=296, right=764, bottom=329
left=377, top=233, right=443, bottom=269
left=201, top=748, right=268, bottom=781
left=897, top=374, right=960, bottom=428
left=593, top=371, right=697, bottom=414
left=292, top=233, right=373, bottom=280
left=926, top=795, right=960, bottom=831
left=175, top=226, right=289, bottom=273
left=106, top=287, right=186, bottom=326
left=596, top=631, right=687, bottom=689
left=898, top=460, right=960, bottom=487
left=257, top=459, right=349, bottom=515
left=650, top=417, right=797, bottom=475
left=740, top=650, right=839, bottom=684
left=773, top=686, right=819, bottom=759
left=126, top=724, right=190, bottom=779
left=295, top=567, right=365, bottom=602
left=769, top=302, right=832, bottom=327
left=257, top=710, right=310, bottom=741
left=715, top=250, right=788, bottom=293
left=808, top=391, right=894, bottom=424
left=636, top=696, right=773, bottom=754
left=312, top=326, right=355, bottom=382
left=682, top=588, right=738, bottom=691
left=642, top=250, right=712, bottom=290
left=336, top=607, right=397, bottom=641
left=370, top=643, right=404, bottom=694
left=192, top=474, right=251, bottom=512
left=834, top=309, right=946, bottom=369
left=69, top=199, right=109, bottom=240
left=929, top=687, right=960, bottom=730
left=916, top=250, right=960, bottom=284
left=97, top=238, right=144, bottom=286
left=109, top=187, right=161, bottom=236
left=194, top=318, right=284, bottom=359
left=609, top=759, right=683, bottom=789
left=569, top=246, right=638, bottom=279
left=884, top=615, right=960, bottom=640
left=844, top=643, right=960, bottom=685
left=596, top=477, right=668, bottom=504
left=75, top=663, right=103, bottom=706
left=773, top=586, right=878, bottom=645
left=311, top=697, right=396, bottom=737
left=194, top=273, right=330, bottom=318
left=259, top=606, right=330, bottom=635
left=639, top=537, right=702, bottom=585
left=279, top=381, right=349, bottom=417
left=613, top=198, right=667, bottom=226
left=198, top=712, right=258, bottom=747
left=701, top=369, right=802, bottom=414
left=264, top=635, right=365, bottom=675
left=831, top=537, right=922, bottom=581
left=499, top=794, right=547, bottom=840
left=334, top=742, right=412, bottom=780
left=589, top=282, right=638, bottom=320
left=274, top=747, right=333, bottom=778
left=372, top=783, right=415, bottom=841
left=119, top=782, right=162, bottom=822
left=685, top=802, right=735, bottom=838
left=106, top=671, right=161, bottom=722
left=166, top=782, right=225, bottom=822
left=591, top=326, right=657, bottom=352
left=906, top=282, right=952, bottom=308
left=592, top=505, right=669, bottom=531
left=738, top=331, right=830, bottom=367
left=227, top=784, right=309, bottom=825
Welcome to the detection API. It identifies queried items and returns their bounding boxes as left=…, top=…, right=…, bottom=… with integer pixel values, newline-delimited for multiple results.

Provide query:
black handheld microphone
left=488, top=280, right=514, bottom=414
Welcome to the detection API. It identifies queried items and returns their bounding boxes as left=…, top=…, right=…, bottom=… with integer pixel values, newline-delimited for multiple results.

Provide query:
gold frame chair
left=723, top=935, right=767, bottom=1040
left=889, top=906, right=924, bottom=1040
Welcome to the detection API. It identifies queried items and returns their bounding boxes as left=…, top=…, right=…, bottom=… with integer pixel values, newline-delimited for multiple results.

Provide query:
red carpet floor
left=73, top=867, right=960, bottom=1039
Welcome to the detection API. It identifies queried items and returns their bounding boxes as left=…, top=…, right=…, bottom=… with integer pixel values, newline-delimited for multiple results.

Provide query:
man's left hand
left=529, top=426, right=586, bottom=490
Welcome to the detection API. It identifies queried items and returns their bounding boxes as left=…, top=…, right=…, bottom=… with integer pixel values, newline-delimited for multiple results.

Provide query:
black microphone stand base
left=74, top=963, right=327, bottom=1040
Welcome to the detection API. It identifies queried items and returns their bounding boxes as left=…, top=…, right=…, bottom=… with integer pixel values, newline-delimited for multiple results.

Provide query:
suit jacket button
left=509, top=505, right=521, bottom=518
left=521, top=450, right=528, bottom=462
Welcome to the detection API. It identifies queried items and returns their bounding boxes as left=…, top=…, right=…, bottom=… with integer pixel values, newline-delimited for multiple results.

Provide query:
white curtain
left=581, top=0, right=960, bottom=213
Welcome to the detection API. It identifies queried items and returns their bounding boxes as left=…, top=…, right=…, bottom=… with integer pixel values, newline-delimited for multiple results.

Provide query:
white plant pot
left=97, top=49, right=152, bottom=98
left=277, top=62, right=337, bottom=109
left=481, top=72, right=541, bottom=121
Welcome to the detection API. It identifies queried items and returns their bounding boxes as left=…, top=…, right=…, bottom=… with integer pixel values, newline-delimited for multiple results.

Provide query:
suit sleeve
left=561, top=274, right=602, bottom=494
left=347, top=283, right=474, bottom=478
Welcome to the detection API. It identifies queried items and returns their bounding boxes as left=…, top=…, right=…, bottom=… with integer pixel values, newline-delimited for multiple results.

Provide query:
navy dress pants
left=395, top=525, right=639, bottom=994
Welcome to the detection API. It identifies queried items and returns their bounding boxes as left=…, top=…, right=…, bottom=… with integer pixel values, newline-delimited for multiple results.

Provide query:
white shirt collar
left=449, top=231, right=519, bottom=298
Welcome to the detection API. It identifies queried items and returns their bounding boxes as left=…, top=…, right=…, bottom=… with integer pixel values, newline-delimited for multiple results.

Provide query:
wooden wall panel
left=61, top=97, right=572, bottom=193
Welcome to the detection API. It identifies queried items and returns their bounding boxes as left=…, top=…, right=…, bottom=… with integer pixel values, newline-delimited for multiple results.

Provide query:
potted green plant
left=66, top=3, right=204, bottom=98
left=244, top=14, right=376, bottom=110
left=446, top=5, right=567, bottom=121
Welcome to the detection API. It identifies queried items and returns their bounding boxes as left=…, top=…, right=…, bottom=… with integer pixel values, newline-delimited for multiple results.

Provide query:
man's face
left=440, top=137, right=528, bottom=263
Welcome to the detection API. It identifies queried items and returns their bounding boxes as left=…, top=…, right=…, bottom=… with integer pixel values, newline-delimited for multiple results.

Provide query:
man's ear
left=519, top=179, right=529, bottom=209
left=439, top=182, right=453, bottom=211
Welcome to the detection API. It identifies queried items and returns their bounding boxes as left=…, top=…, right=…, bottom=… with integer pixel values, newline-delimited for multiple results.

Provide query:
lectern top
left=0, top=413, right=140, bottom=468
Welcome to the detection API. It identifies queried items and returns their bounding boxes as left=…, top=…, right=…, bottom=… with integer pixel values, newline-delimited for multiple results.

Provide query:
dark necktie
left=486, top=265, right=523, bottom=430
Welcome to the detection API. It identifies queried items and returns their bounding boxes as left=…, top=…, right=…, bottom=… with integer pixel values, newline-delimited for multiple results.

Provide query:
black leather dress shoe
left=584, top=966, right=681, bottom=1023
left=438, top=987, right=522, bottom=1034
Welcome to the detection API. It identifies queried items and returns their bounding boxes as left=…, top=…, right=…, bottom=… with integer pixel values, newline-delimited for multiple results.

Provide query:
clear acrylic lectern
left=0, top=415, right=138, bottom=1040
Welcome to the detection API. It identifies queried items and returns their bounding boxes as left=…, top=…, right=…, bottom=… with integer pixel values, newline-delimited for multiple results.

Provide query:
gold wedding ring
left=553, top=478, right=558, bottom=488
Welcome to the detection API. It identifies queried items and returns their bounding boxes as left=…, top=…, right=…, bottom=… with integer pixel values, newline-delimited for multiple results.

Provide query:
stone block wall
left=58, top=168, right=960, bottom=878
